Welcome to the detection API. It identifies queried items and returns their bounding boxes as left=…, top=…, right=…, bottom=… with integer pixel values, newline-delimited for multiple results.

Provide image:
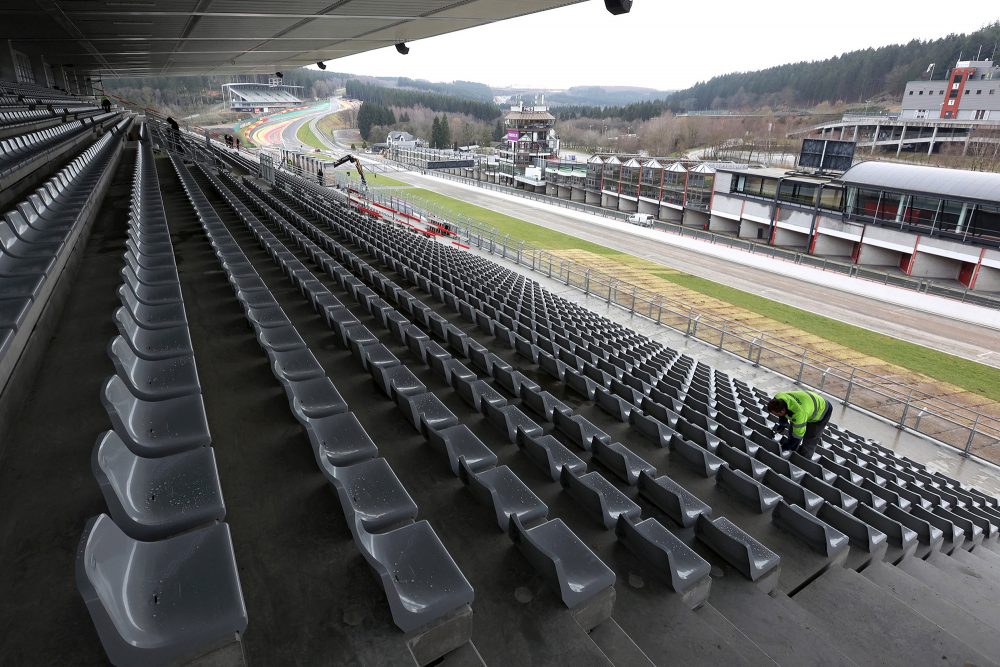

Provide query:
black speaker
left=395, top=42, right=410, bottom=55
left=605, top=0, right=632, bottom=14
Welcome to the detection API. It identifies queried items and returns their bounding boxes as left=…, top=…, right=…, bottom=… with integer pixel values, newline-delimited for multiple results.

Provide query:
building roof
left=388, top=131, right=414, bottom=142
left=505, top=111, right=556, bottom=122
left=0, top=0, right=589, bottom=78
left=840, top=161, right=1000, bottom=204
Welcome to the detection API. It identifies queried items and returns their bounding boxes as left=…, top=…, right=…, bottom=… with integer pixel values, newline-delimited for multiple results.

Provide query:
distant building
left=499, top=102, right=558, bottom=187
left=386, top=131, right=424, bottom=149
left=901, top=59, right=1000, bottom=121
left=221, top=81, right=304, bottom=113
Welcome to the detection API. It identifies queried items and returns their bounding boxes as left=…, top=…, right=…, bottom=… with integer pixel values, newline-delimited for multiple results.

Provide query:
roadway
left=379, top=169, right=1000, bottom=368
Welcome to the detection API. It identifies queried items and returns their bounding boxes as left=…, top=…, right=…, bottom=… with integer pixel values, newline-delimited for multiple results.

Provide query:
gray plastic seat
left=269, top=347, right=325, bottom=382
left=352, top=515, right=474, bottom=633
left=560, top=467, right=641, bottom=529
left=285, top=375, right=348, bottom=420
left=509, top=515, right=615, bottom=609
left=119, top=285, right=187, bottom=330
left=616, top=514, right=712, bottom=595
left=76, top=514, right=247, bottom=667
left=638, top=471, right=712, bottom=528
left=101, top=375, right=211, bottom=457
left=515, top=429, right=586, bottom=482
left=115, top=307, right=193, bottom=361
left=322, top=457, right=418, bottom=533
left=92, top=430, right=225, bottom=540
left=426, top=424, right=498, bottom=476
left=108, top=336, right=200, bottom=401
left=459, top=459, right=547, bottom=532
left=695, top=514, right=781, bottom=582
left=592, top=438, right=656, bottom=485
left=303, top=411, right=379, bottom=469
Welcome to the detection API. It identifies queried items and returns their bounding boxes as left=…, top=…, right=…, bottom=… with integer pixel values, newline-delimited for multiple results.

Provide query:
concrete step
left=861, top=560, right=1000, bottom=660
left=587, top=618, right=655, bottom=667
left=895, top=554, right=1000, bottom=634
left=608, top=566, right=774, bottom=667
left=924, top=550, right=1000, bottom=600
left=949, top=545, right=1000, bottom=581
left=707, top=570, right=859, bottom=666
left=792, top=565, right=991, bottom=667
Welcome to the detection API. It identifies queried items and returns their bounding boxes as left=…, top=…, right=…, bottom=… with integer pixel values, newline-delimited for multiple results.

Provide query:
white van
left=627, top=213, right=654, bottom=228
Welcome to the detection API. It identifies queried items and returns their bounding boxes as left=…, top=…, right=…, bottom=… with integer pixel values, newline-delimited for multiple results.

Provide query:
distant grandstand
left=222, top=79, right=304, bottom=113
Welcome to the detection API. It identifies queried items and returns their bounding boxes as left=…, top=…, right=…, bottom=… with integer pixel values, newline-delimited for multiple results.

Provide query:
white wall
left=973, top=265, right=1000, bottom=291
left=910, top=252, right=960, bottom=279
left=812, top=234, right=855, bottom=257
left=856, top=243, right=901, bottom=266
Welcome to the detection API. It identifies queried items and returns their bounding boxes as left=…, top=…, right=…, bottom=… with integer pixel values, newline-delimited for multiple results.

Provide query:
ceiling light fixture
left=604, top=0, right=633, bottom=14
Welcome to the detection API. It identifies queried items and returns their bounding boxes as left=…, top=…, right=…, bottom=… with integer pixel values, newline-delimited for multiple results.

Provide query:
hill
left=670, top=21, right=1000, bottom=109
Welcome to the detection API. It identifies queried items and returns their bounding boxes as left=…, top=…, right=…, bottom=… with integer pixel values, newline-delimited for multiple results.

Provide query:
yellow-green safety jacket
left=774, top=391, right=827, bottom=439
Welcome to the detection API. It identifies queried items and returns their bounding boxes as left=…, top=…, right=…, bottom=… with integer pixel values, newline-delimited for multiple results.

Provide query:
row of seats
left=75, top=132, right=247, bottom=667
left=170, top=153, right=477, bottom=646
left=1, top=112, right=118, bottom=178
left=264, top=176, right=793, bottom=590
left=230, top=171, right=753, bottom=612
left=0, top=117, right=127, bottom=387
left=0, top=80, right=90, bottom=106
left=270, top=173, right=1000, bottom=578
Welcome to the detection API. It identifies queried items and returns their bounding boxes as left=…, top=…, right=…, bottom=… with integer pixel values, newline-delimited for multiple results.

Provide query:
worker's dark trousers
left=796, top=403, right=833, bottom=458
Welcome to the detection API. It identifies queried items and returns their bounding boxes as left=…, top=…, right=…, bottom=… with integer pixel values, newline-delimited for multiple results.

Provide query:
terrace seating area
left=0, top=118, right=999, bottom=666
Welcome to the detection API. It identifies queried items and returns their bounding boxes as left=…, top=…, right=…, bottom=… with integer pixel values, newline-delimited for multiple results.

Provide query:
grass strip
left=658, top=273, right=1000, bottom=401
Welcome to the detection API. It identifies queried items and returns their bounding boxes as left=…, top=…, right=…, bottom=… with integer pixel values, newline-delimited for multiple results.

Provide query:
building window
left=909, top=90, right=914, bottom=95
left=975, top=110, right=986, bottom=120
left=949, top=89, right=958, bottom=98
left=919, top=90, right=924, bottom=95
left=977, top=89, right=982, bottom=94
left=12, top=49, right=34, bottom=84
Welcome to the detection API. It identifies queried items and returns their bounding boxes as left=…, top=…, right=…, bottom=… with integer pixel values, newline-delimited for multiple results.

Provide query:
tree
left=440, top=114, right=451, bottom=149
left=493, top=120, right=504, bottom=142
left=431, top=116, right=442, bottom=148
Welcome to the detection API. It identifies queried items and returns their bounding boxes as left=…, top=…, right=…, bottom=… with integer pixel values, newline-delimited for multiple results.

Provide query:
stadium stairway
left=2, top=119, right=1000, bottom=665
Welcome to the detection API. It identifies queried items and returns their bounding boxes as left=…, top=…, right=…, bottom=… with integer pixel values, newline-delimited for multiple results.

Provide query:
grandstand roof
left=841, top=161, right=1000, bottom=204
left=1, top=0, right=588, bottom=78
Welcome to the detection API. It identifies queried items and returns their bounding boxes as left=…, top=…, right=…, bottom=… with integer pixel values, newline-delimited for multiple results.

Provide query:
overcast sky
left=325, top=1, right=1000, bottom=90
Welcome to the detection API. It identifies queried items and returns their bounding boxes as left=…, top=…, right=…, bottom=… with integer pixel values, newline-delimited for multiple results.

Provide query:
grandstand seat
left=695, top=515, right=780, bottom=584
left=303, top=411, right=379, bottom=469
left=101, top=375, right=211, bottom=457
left=459, top=459, right=547, bottom=532
left=427, top=424, right=498, bottom=476
left=322, top=457, right=418, bottom=534
left=515, top=429, right=587, bottom=482
left=508, top=515, right=615, bottom=610
left=92, top=430, right=225, bottom=541
left=76, top=514, right=247, bottom=666
left=615, top=514, right=712, bottom=597
left=559, top=467, right=641, bottom=530
left=351, top=515, right=474, bottom=633
left=107, top=335, right=200, bottom=401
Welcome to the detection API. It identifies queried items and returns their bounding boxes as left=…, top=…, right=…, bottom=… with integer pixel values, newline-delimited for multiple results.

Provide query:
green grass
left=339, top=170, right=411, bottom=188
left=403, top=188, right=626, bottom=256
left=657, top=273, right=1000, bottom=401
left=296, top=122, right=326, bottom=151
left=316, top=109, right=350, bottom=137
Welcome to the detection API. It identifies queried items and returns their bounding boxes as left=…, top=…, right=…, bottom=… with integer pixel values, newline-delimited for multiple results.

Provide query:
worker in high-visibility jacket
left=766, top=390, right=832, bottom=456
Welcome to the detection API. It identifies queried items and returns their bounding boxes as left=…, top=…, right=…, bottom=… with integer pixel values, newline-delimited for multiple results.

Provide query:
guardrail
left=353, top=182, right=1000, bottom=464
